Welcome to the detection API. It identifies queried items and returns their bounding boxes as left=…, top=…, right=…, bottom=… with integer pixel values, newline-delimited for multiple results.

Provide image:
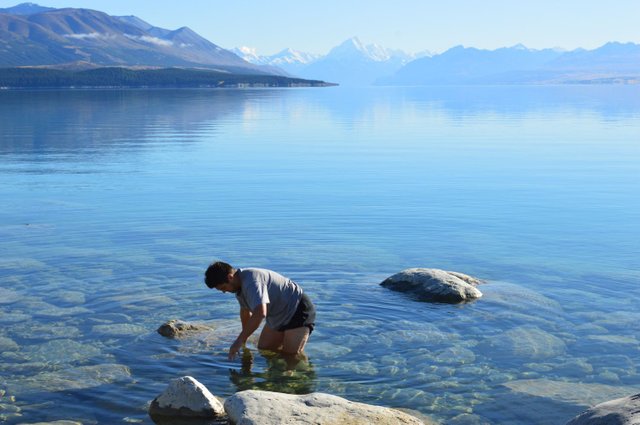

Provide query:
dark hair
left=204, top=261, right=234, bottom=288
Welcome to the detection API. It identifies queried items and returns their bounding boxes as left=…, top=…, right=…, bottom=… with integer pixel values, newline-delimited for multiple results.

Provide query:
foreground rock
left=149, top=376, right=224, bottom=418
left=224, top=389, right=425, bottom=425
left=565, top=393, right=640, bottom=425
left=381, top=268, right=482, bottom=303
left=157, top=320, right=211, bottom=338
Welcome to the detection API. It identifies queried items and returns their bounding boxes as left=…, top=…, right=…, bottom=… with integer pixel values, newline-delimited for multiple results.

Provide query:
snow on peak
left=231, top=46, right=320, bottom=66
left=230, top=46, right=262, bottom=63
left=270, top=48, right=320, bottom=64
left=327, top=37, right=413, bottom=62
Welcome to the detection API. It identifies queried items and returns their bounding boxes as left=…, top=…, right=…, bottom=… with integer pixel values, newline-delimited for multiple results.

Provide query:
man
left=204, top=261, right=316, bottom=360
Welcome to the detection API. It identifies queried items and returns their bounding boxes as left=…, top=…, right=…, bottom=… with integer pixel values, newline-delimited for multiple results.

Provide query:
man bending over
left=204, top=261, right=316, bottom=360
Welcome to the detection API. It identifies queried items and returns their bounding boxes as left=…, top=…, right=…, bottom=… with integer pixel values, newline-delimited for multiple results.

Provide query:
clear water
left=1, top=86, right=639, bottom=425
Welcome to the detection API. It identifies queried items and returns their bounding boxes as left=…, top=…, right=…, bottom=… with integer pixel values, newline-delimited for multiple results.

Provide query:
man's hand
left=228, top=303, right=266, bottom=360
left=228, top=337, right=245, bottom=360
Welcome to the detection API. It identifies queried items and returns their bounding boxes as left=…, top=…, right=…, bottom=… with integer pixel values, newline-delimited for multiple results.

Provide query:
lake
left=1, top=86, right=639, bottom=424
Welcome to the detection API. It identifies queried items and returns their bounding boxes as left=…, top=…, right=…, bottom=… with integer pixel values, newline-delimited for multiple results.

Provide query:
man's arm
left=240, top=307, right=251, bottom=330
left=229, top=304, right=267, bottom=360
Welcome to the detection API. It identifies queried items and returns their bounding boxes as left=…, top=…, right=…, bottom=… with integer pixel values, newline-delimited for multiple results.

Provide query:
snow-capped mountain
left=234, top=37, right=428, bottom=86
left=231, top=46, right=320, bottom=76
left=323, top=37, right=422, bottom=63
left=268, top=48, right=322, bottom=66
left=299, top=37, right=426, bottom=85
left=231, top=46, right=263, bottom=64
left=233, top=47, right=320, bottom=66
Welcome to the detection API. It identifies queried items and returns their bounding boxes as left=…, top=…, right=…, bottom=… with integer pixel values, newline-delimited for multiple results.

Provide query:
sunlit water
left=1, top=86, right=639, bottom=425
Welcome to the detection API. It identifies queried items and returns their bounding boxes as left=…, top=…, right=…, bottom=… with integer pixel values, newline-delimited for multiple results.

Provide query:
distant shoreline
left=0, top=67, right=337, bottom=89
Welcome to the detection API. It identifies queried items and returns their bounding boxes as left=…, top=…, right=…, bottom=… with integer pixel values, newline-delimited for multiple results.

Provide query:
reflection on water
left=229, top=348, right=316, bottom=394
left=1, top=86, right=639, bottom=425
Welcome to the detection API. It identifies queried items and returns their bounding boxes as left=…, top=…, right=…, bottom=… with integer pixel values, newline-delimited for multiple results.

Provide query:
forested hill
left=0, top=67, right=335, bottom=88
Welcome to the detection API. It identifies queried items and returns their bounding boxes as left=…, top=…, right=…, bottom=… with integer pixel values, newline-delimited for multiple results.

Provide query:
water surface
left=1, top=86, right=639, bottom=424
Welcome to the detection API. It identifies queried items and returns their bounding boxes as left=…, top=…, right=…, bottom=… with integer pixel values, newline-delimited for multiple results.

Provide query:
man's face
left=214, top=272, right=238, bottom=293
left=214, top=281, right=234, bottom=293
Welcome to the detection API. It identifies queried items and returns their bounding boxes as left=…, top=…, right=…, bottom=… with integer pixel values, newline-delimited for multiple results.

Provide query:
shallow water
left=1, top=86, right=639, bottom=424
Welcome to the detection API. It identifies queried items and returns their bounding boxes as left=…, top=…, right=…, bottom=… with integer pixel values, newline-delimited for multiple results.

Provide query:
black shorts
left=278, top=293, right=316, bottom=334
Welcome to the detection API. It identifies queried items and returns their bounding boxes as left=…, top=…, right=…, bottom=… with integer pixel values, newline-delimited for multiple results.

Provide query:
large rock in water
left=224, top=390, right=425, bottom=425
left=148, top=376, right=224, bottom=418
left=565, top=393, right=640, bottom=425
left=157, top=319, right=211, bottom=338
left=381, top=268, right=482, bottom=303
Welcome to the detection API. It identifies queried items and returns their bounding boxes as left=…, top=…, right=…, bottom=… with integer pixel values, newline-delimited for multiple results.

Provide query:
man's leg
left=258, top=325, right=284, bottom=351
left=282, top=326, right=310, bottom=354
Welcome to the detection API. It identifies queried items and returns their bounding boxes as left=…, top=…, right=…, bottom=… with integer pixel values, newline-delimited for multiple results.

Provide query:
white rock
left=381, top=268, right=482, bottom=303
left=224, top=389, right=425, bottom=425
left=148, top=376, right=224, bottom=418
left=566, top=393, right=640, bottom=425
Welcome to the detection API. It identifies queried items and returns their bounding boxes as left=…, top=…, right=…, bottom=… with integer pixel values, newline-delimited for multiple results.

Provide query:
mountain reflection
left=2, top=86, right=639, bottom=158
left=0, top=89, right=255, bottom=155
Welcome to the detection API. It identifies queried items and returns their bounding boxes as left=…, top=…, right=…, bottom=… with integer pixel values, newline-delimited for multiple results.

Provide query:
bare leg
left=282, top=326, right=310, bottom=355
left=258, top=325, right=284, bottom=351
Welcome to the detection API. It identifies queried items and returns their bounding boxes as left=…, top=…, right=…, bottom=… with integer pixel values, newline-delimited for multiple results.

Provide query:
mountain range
left=234, top=38, right=430, bottom=85
left=380, top=42, right=640, bottom=85
left=238, top=41, right=640, bottom=85
left=1, top=3, right=639, bottom=86
left=0, top=3, right=279, bottom=75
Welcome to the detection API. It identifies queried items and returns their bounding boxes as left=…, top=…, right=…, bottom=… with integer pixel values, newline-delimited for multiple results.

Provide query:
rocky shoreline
left=148, top=376, right=430, bottom=425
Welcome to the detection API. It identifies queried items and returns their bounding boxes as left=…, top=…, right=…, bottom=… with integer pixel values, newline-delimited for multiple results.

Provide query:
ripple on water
left=8, top=339, right=103, bottom=364
left=50, top=290, right=87, bottom=305
left=305, top=341, right=352, bottom=359
left=5, top=363, right=132, bottom=395
left=20, top=300, right=91, bottom=318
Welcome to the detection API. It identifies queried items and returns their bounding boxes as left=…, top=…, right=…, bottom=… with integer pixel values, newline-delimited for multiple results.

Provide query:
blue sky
left=3, top=0, right=640, bottom=54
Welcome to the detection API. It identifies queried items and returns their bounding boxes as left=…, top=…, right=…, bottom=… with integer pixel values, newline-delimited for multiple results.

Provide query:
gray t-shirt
left=235, top=268, right=302, bottom=330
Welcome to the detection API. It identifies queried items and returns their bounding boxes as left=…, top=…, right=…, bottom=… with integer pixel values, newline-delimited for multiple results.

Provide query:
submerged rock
left=504, top=379, right=640, bottom=407
left=157, top=320, right=211, bottom=338
left=149, top=376, right=224, bottom=418
left=0, top=336, right=19, bottom=352
left=0, top=287, right=21, bottom=304
left=565, top=393, right=640, bottom=425
left=224, top=389, right=425, bottom=425
left=480, top=326, right=567, bottom=361
left=381, top=268, right=482, bottom=303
